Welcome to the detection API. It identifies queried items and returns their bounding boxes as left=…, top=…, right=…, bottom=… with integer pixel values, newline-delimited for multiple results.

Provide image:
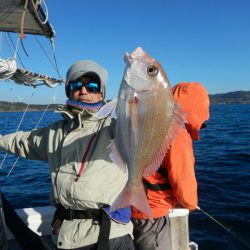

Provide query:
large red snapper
left=99, top=47, right=185, bottom=218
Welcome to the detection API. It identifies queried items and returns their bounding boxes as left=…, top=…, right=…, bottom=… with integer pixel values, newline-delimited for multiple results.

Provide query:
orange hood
left=172, top=82, right=210, bottom=140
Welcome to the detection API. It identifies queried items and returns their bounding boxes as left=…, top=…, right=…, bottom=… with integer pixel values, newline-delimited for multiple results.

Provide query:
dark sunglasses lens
left=69, top=81, right=100, bottom=92
left=70, top=81, right=83, bottom=90
left=84, top=82, right=100, bottom=92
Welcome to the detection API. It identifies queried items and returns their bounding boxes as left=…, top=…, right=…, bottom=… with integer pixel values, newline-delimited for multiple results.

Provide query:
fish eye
left=147, top=65, right=158, bottom=77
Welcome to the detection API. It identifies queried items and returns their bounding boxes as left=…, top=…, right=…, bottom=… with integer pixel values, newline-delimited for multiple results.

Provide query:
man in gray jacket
left=0, top=60, right=134, bottom=250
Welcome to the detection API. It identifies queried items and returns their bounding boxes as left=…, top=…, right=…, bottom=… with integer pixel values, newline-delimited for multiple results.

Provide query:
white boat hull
left=6, top=207, right=197, bottom=250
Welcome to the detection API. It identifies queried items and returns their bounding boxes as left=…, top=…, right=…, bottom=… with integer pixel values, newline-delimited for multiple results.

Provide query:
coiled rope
left=31, top=0, right=49, bottom=25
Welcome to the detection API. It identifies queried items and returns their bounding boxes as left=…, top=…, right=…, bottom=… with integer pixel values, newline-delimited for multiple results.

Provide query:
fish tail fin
left=111, top=183, right=153, bottom=219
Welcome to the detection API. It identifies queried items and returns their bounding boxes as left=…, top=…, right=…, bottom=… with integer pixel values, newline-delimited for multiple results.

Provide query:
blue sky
left=0, top=0, right=249, bottom=104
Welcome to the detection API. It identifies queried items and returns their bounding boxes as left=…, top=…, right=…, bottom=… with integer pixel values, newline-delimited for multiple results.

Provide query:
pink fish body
left=99, top=47, right=185, bottom=218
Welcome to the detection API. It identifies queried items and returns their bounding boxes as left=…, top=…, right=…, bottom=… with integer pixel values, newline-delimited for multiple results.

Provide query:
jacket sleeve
left=165, top=128, right=197, bottom=211
left=0, top=127, right=50, bottom=161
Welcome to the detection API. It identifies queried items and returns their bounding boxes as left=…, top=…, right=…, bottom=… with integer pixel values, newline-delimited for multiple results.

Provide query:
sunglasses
left=69, top=81, right=100, bottom=93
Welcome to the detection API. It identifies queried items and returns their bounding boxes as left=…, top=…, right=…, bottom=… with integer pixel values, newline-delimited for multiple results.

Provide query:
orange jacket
left=131, top=82, right=210, bottom=219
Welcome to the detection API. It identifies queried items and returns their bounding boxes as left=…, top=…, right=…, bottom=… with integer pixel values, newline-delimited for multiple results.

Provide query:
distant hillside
left=0, top=101, right=60, bottom=112
left=0, top=91, right=250, bottom=111
left=209, top=91, right=250, bottom=104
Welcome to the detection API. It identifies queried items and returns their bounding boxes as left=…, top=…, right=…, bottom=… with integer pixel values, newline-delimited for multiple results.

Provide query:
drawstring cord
left=75, top=133, right=96, bottom=181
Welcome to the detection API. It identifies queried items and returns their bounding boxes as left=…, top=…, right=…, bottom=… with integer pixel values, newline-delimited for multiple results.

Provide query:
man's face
left=69, top=75, right=103, bottom=103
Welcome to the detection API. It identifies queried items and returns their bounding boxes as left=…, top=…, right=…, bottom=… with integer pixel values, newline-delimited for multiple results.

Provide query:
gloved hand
left=103, top=205, right=131, bottom=224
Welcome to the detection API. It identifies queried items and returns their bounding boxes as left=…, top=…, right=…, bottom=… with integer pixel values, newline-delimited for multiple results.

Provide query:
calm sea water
left=0, top=105, right=249, bottom=250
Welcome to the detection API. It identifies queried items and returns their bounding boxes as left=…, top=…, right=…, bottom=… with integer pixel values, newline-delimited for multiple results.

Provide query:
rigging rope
left=50, top=38, right=63, bottom=82
left=0, top=88, right=35, bottom=170
left=1, top=0, right=63, bottom=84
left=34, top=35, right=63, bottom=83
left=34, top=36, right=57, bottom=74
left=0, top=0, right=62, bottom=172
left=1, top=33, right=63, bottom=87
left=7, top=100, right=53, bottom=176
left=13, top=37, right=20, bottom=60
left=19, top=0, right=29, bottom=39
left=6, top=33, right=24, bottom=68
left=5, top=33, right=14, bottom=60
left=20, top=39, right=29, bottom=58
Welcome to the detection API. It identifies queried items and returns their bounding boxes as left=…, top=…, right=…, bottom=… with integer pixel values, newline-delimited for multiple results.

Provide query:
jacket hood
left=172, top=82, right=210, bottom=140
left=65, top=60, right=108, bottom=99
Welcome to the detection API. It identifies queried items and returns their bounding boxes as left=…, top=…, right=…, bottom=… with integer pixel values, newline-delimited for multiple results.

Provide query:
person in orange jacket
left=131, top=82, right=210, bottom=250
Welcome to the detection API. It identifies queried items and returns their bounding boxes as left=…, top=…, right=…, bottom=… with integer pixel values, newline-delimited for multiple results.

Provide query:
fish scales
left=98, top=47, right=185, bottom=218
left=116, top=86, right=174, bottom=172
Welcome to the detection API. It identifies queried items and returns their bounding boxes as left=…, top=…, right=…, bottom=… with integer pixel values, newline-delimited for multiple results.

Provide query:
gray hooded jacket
left=0, top=106, right=133, bottom=248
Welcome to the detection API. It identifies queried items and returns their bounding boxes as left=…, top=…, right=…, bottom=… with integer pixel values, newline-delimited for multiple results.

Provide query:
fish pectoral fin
left=97, top=98, right=118, bottom=119
left=127, top=94, right=138, bottom=132
left=109, top=141, right=127, bottom=173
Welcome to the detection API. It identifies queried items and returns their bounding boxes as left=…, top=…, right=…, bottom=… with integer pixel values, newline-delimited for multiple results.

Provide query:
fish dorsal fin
left=143, top=103, right=186, bottom=176
left=97, top=98, right=117, bottom=119
left=109, top=140, right=127, bottom=173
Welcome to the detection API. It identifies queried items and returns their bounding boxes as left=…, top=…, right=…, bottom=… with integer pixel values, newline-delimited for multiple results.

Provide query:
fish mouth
left=125, top=47, right=145, bottom=61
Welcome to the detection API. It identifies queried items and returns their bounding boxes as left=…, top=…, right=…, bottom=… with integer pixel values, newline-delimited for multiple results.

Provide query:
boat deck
left=6, top=206, right=193, bottom=250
